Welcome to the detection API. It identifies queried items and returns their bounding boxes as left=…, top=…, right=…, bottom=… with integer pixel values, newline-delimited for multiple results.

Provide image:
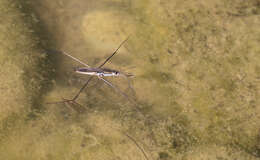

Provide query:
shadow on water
left=29, top=0, right=260, bottom=158
left=1, top=0, right=260, bottom=159
left=29, top=0, right=141, bottom=108
left=3, top=1, right=59, bottom=118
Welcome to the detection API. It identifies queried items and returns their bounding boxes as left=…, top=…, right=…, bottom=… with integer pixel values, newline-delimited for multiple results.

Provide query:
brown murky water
left=1, top=0, right=260, bottom=159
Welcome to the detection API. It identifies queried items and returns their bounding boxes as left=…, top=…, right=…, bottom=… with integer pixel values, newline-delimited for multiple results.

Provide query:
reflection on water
left=1, top=0, right=260, bottom=159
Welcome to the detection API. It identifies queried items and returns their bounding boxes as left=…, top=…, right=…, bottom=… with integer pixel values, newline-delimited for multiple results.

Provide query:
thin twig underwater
left=47, top=37, right=138, bottom=108
left=123, top=132, right=151, bottom=160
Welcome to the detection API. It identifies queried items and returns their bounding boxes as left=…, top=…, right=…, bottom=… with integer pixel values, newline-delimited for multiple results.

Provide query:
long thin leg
left=50, top=75, right=131, bottom=106
left=98, top=36, right=130, bottom=68
left=48, top=37, right=129, bottom=104
left=99, top=77, right=129, bottom=99
left=47, top=50, right=91, bottom=103
left=72, top=76, right=94, bottom=100
left=65, top=37, right=129, bottom=101
left=61, top=51, right=90, bottom=67
left=57, top=35, right=129, bottom=68
left=120, top=74, right=135, bottom=94
left=98, top=77, right=139, bottom=108
left=46, top=97, right=82, bottom=107
left=71, top=72, right=133, bottom=103
left=48, top=76, right=94, bottom=105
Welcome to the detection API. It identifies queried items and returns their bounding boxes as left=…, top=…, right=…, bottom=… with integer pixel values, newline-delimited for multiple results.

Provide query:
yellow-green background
left=0, top=0, right=260, bottom=159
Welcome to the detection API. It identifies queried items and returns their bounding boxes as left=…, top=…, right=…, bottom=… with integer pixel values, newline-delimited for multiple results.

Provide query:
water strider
left=48, top=38, right=151, bottom=160
left=48, top=37, right=137, bottom=106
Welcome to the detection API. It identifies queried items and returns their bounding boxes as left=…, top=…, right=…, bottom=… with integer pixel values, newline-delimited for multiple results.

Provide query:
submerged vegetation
left=0, top=0, right=52, bottom=132
left=0, top=0, right=260, bottom=159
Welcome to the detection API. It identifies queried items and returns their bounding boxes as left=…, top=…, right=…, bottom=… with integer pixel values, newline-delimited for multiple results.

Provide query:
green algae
left=0, top=0, right=260, bottom=159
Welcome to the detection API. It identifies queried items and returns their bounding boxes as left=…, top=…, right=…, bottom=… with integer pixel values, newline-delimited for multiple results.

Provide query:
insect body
left=48, top=36, right=136, bottom=105
left=75, top=67, right=120, bottom=77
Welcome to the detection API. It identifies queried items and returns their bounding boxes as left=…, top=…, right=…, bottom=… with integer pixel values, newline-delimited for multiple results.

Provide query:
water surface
left=1, top=0, right=260, bottom=159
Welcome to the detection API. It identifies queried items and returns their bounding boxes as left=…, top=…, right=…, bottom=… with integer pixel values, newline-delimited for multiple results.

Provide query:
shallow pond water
left=1, top=0, right=260, bottom=159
